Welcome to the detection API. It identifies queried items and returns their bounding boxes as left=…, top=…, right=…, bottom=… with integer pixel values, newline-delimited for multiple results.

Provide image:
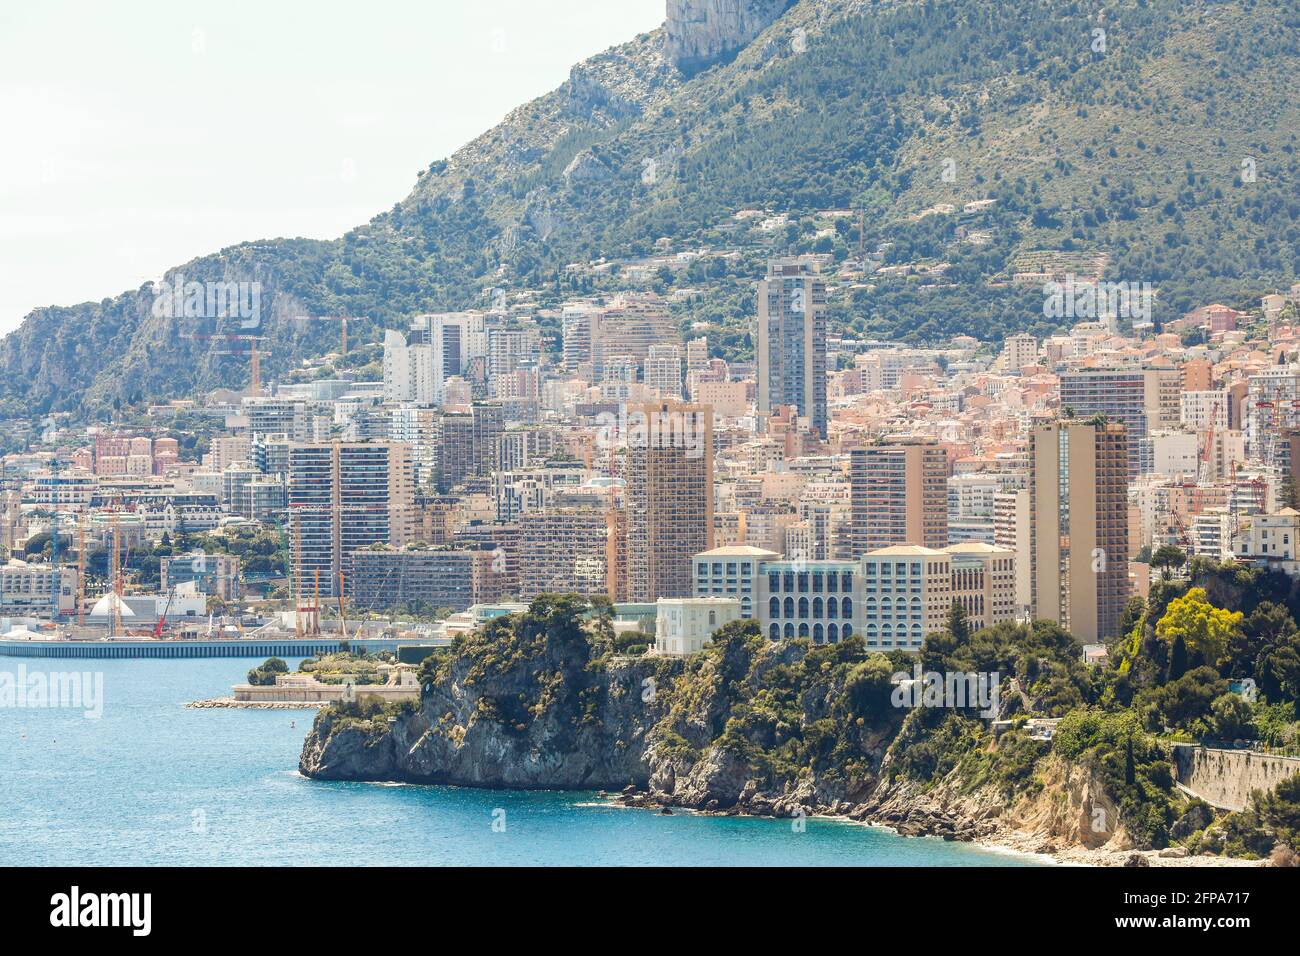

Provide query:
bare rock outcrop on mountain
left=665, top=0, right=794, bottom=73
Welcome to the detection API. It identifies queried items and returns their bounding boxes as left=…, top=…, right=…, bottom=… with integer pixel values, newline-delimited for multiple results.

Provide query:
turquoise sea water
left=0, top=658, right=1042, bottom=866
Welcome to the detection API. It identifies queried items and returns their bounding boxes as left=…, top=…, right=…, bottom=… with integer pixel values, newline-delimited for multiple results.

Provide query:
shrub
left=247, top=657, right=289, bottom=686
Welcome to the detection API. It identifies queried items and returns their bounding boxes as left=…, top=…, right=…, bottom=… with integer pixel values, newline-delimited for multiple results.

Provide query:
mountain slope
left=2, top=0, right=1297, bottom=421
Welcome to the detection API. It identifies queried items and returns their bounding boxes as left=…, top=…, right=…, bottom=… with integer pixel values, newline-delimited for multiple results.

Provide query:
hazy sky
left=0, top=0, right=665, bottom=333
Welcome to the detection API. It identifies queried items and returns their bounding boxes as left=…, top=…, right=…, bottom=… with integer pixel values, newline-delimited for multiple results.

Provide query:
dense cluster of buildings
left=5, top=250, right=1300, bottom=657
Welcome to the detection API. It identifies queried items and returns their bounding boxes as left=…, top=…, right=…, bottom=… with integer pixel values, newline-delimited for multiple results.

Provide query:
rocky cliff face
left=301, top=598, right=678, bottom=789
left=665, top=0, right=794, bottom=73
left=299, top=608, right=894, bottom=799
left=300, top=607, right=969, bottom=828
left=301, top=652, right=671, bottom=789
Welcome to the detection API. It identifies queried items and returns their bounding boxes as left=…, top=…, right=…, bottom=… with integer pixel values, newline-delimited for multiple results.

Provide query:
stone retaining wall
left=1171, top=744, right=1300, bottom=812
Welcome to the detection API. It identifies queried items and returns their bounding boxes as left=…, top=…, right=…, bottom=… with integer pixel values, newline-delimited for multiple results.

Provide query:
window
left=798, top=597, right=809, bottom=617
left=841, top=597, right=853, bottom=618
left=769, top=624, right=780, bottom=640
left=813, top=597, right=823, bottom=618
left=784, top=597, right=795, bottom=618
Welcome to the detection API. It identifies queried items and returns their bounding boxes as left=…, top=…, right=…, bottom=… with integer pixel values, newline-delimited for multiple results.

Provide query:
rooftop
left=864, top=545, right=948, bottom=557
left=943, top=542, right=1016, bottom=555
left=695, top=545, right=782, bottom=558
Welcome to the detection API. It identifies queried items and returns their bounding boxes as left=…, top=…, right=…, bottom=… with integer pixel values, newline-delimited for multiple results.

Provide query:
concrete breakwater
left=188, top=697, right=325, bottom=710
left=1171, top=744, right=1300, bottom=812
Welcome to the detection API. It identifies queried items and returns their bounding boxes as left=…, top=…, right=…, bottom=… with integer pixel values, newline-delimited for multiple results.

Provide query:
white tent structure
left=1, top=625, right=44, bottom=640
left=89, top=593, right=135, bottom=620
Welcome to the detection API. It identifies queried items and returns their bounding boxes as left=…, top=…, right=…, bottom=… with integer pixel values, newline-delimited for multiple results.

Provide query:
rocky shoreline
left=299, top=705, right=1264, bottom=867
left=605, top=786, right=1263, bottom=867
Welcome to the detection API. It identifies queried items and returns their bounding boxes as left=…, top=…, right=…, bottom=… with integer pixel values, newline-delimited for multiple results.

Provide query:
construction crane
left=219, top=333, right=269, bottom=395
left=104, top=512, right=124, bottom=637
left=154, top=587, right=176, bottom=639
left=248, top=338, right=264, bottom=394
left=1248, top=475, right=1269, bottom=514
left=181, top=326, right=268, bottom=395
left=76, top=518, right=87, bottom=626
left=292, top=314, right=369, bottom=357
left=48, top=508, right=63, bottom=621
left=1199, top=399, right=1219, bottom=484
left=1169, top=507, right=1193, bottom=551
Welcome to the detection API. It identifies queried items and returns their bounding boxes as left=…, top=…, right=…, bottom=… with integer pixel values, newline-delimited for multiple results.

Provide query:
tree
left=1256, top=642, right=1300, bottom=703
left=946, top=601, right=971, bottom=644
left=1210, top=693, right=1255, bottom=742
left=1167, top=632, right=1189, bottom=682
left=1139, top=666, right=1227, bottom=735
left=1119, top=596, right=1147, bottom=640
left=1254, top=773, right=1300, bottom=851
left=1151, top=544, right=1188, bottom=581
left=1155, top=587, right=1243, bottom=669
left=247, top=657, right=289, bottom=686
left=1244, top=602, right=1298, bottom=647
